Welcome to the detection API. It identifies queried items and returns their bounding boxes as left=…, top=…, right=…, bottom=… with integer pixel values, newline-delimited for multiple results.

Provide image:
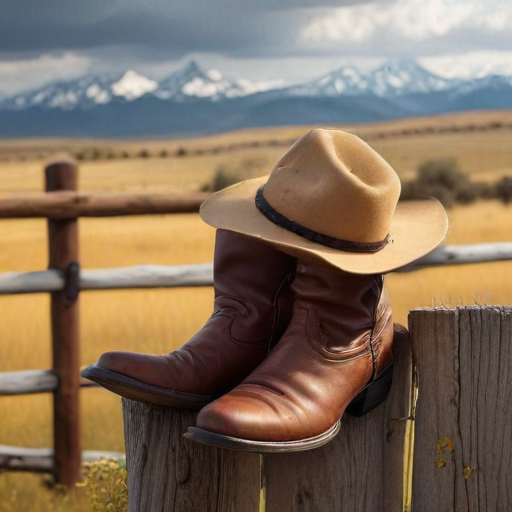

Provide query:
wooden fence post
left=46, top=157, right=81, bottom=486
left=122, top=401, right=261, bottom=512
left=410, top=306, right=512, bottom=511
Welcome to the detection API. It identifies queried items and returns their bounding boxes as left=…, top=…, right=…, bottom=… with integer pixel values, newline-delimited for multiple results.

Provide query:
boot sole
left=185, top=422, right=341, bottom=453
left=184, top=362, right=394, bottom=452
left=81, top=365, right=213, bottom=410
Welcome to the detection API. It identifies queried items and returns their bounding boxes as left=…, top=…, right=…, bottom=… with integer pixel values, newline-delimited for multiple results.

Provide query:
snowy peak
left=366, top=60, right=460, bottom=96
left=0, top=74, right=121, bottom=110
left=455, top=73, right=512, bottom=95
left=155, top=60, right=283, bottom=102
left=0, top=71, right=159, bottom=111
left=288, top=65, right=366, bottom=97
left=289, top=59, right=462, bottom=98
left=112, top=70, right=158, bottom=101
left=155, top=61, right=222, bottom=101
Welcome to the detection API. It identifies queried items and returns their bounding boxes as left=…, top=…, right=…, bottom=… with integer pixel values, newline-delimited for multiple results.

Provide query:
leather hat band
left=255, top=185, right=389, bottom=253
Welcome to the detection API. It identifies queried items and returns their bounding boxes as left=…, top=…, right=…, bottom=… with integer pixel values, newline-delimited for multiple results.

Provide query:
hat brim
left=200, top=176, right=449, bottom=274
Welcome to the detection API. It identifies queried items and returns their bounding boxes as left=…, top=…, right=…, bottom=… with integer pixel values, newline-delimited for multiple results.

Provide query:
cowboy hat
left=200, top=128, right=448, bottom=274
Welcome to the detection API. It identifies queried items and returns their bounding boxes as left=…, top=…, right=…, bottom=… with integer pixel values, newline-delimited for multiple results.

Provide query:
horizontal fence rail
left=0, top=445, right=125, bottom=473
left=0, top=263, right=214, bottom=294
left=0, top=369, right=98, bottom=396
left=0, top=191, right=210, bottom=218
left=0, top=370, right=57, bottom=395
left=396, top=242, right=512, bottom=271
left=0, top=243, right=511, bottom=295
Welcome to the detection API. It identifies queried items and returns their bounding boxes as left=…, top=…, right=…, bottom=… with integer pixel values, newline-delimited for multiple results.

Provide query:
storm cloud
left=1, top=0, right=511, bottom=58
left=0, top=1, right=377, bottom=56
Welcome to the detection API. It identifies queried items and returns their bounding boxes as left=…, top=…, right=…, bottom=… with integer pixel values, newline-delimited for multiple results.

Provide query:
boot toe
left=93, top=351, right=169, bottom=387
left=196, top=384, right=316, bottom=442
left=96, top=351, right=141, bottom=376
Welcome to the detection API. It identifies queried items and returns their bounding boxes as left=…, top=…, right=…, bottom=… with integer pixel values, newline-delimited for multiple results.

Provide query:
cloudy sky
left=1, top=0, right=512, bottom=95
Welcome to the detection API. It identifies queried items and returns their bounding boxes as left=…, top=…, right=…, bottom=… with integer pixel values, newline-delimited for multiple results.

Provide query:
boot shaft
left=213, top=229, right=297, bottom=343
left=292, top=262, right=385, bottom=352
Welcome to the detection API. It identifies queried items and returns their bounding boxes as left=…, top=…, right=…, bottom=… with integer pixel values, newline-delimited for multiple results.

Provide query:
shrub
left=399, top=158, right=512, bottom=207
left=78, top=458, right=127, bottom=512
left=400, top=181, right=455, bottom=207
left=90, top=149, right=102, bottom=160
left=400, top=158, right=473, bottom=208
left=417, top=158, right=468, bottom=190
left=201, top=168, right=242, bottom=192
left=455, top=183, right=479, bottom=204
left=493, top=176, right=512, bottom=204
left=201, top=159, right=268, bottom=192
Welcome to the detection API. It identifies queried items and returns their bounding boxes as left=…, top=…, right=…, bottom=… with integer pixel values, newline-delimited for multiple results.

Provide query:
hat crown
left=262, top=129, right=401, bottom=243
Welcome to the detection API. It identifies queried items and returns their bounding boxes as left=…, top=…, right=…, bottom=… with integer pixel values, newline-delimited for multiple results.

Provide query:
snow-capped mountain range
left=286, top=60, right=465, bottom=98
left=0, top=60, right=287, bottom=111
left=1, top=59, right=511, bottom=137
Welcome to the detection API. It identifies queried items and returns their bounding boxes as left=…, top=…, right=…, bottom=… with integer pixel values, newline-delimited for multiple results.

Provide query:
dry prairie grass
left=1, top=115, right=511, bottom=511
left=1, top=110, right=512, bottom=196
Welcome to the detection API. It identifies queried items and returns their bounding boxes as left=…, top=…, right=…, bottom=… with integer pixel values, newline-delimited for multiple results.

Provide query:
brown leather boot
left=186, top=261, right=395, bottom=451
left=81, top=229, right=296, bottom=409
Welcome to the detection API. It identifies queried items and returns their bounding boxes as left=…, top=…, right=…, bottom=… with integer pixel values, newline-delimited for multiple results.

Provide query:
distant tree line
left=1, top=119, right=510, bottom=163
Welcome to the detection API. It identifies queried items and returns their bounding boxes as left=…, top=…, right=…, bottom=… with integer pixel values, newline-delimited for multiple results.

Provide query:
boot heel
left=346, top=363, right=393, bottom=417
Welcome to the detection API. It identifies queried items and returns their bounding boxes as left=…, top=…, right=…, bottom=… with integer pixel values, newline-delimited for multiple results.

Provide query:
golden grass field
left=0, top=111, right=511, bottom=511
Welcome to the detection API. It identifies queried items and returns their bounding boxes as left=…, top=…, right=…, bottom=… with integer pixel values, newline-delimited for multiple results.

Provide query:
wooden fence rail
left=0, top=370, right=98, bottom=396
left=0, top=445, right=125, bottom=473
left=0, top=190, right=209, bottom=218
left=1, top=243, right=511, bottom=295
left=0, top=264, right=214, bottom=294
left=1, top=157, right=511, bottom=495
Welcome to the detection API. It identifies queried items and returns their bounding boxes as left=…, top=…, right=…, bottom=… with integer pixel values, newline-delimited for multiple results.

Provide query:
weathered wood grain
left=122, top=400, right=260, bottom=512
left=396, top=242, right=512, bottom=271
left=410, top=306, right=512, bottom=512
left=0, top=369, right=58, bottom=395
left=0, top=369, right=98, bottom=395
left=409, top=309, right=460, bottom=511
left=0, top=264, right=214, bottom=294
left=264, top=325, right=413, bottom=512
left=0, top=269, right=63, bottom=294
left=80, top=264, right=213, bottom=290
left=0, top=191, right=209, bottom=219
